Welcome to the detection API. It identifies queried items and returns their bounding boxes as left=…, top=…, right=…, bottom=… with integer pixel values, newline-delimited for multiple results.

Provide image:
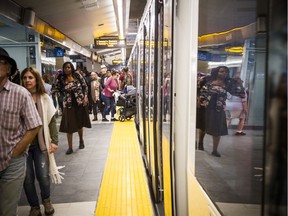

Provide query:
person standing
left=196, top=71, right=212, bottom=151
left=226, top=71, right=248, bottom=135
left=52, top=62, right=91, bottom=154
left=42, top=73, right=52, bottom=98
left=90, top=71, right=101, bottom=121
left=98, top=65, right=107, bottom=118
left=21, top=67, right=63, bottom=216
left=119, top=66, right=133, bottom=93
left=199, top=66, right=245, bottom=157
left=99, top=65, right=107, bottom=91
left=83, top=68, right=93, bottom=114
left=0, top=47, right=42, bottom=216
left=101, top=70, right=119, bottom=121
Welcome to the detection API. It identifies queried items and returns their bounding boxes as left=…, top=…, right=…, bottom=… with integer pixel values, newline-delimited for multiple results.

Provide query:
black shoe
left=198, top=143, right=204, bottom=151
left=102, top=118, right=109, bottom=122
left=79, top=141, right=85, bottom=149
left=66, top=148, right=73, bottom=155
left=111, top=118, right=118, bottom=121
left=235, top=131, right=246, bottom=136
left=211, top=151, right=221, bottom=157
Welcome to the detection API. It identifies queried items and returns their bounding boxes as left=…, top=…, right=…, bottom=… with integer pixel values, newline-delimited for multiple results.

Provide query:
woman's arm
left=48, top=115, right=58, bottom=153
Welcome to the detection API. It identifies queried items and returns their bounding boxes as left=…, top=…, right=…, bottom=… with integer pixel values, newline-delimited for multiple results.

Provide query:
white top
left=226, top=92, right=247, bottom=111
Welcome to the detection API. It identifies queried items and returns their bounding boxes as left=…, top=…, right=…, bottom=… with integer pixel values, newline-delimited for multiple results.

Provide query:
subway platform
left=18, top=114, right=154, bottom=216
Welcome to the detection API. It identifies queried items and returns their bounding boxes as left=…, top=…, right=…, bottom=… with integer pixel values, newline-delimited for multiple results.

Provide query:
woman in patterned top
left=52, top=62, right=91, bottom=154
left=199, top=66, right=245, bottom=157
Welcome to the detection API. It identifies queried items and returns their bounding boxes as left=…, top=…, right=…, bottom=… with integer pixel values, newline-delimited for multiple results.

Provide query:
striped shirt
left=0, top=80, right=42, bottom=171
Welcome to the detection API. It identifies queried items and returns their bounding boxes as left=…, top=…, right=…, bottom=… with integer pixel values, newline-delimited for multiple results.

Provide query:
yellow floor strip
left=95, top=121, right=154, bottom=216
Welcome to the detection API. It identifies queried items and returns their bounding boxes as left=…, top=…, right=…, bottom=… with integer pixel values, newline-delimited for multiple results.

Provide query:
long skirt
left=60, top=105, right=91, bottom=133
left=205, top=109, right=228, bottom=136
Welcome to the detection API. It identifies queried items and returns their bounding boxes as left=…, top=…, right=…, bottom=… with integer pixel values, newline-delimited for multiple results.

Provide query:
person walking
left=0, top=47, right=42, bottom=216
left=21, top=67, right=64, bottom=216
left=52, top=62, right=91, bottom=154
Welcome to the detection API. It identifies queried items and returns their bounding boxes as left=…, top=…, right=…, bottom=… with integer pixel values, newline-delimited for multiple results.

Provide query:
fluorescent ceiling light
left=117, top=0, right=124, bottom=39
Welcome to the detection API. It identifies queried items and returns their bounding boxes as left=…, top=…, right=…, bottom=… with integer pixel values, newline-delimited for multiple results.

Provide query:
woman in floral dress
left=199, top=66, right=245, bottom=157
left=52, top=62, right=91, bottom=154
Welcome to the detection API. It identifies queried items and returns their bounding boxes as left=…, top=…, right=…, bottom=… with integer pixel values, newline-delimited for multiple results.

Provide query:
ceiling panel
left=8, top=0, right=146, bottom=64
left=13, top=0, right=118, bottom=48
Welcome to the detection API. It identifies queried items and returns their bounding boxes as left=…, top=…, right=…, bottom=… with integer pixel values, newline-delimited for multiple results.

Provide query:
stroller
left=116, top=87, right=137, bottom=122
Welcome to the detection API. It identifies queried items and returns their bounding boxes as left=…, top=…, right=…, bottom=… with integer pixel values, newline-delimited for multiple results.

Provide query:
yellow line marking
left=95, top=121, right=153, bottom=216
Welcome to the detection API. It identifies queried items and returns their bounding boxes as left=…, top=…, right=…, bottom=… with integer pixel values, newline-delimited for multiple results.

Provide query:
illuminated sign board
left=46, top=48, right=65, bottom=57
left=94, top=37, right=126, bottom=48
left=198, top=51, right=227, bottom=62
left=112, top=59, right=124, bottom=65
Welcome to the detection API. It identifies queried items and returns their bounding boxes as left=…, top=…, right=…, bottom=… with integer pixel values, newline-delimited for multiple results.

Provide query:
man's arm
left=12, top=126, right=41, bottom=157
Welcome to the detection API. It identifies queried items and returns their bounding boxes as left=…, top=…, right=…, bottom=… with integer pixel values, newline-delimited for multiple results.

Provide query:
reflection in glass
left=195, top=0, right=263, bottom=215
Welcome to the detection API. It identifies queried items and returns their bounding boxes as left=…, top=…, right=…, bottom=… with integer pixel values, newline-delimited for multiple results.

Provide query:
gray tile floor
left=195, top=128, right=263, bottom=215
left=17, top=115, right=264, bottom=216
left=18, top=115, right=114, bottom=216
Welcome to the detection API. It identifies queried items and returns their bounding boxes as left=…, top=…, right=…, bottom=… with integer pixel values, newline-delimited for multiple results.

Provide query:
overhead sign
left=54, top=48, right=65, bottom=57
left=46, top=48, right=65, bottom=57
left=94, top=37, right=126, bottom=48
left=198, top=51, right=227, bottom=62
left=70, top=55, right=86, bottom=62
left=112, top=59, right=125, bottom=65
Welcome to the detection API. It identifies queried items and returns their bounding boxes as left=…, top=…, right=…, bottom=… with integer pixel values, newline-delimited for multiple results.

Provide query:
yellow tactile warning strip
left=95, top=121, right=154, bottom=216
left=162, top=135, right=172, bottom=216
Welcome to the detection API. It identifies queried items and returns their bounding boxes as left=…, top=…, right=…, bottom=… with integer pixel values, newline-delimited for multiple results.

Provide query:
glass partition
left=195, top=1, right=264, bottom=215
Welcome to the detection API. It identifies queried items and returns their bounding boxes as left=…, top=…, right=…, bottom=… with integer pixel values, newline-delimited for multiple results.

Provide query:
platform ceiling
left=12, top=0, right=147, bottom=64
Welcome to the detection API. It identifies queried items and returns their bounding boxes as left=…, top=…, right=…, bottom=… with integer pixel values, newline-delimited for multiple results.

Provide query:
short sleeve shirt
left=0, top=80, right=42, bottom=171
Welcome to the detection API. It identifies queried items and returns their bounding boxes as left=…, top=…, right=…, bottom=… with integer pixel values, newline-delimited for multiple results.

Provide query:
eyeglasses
left=0, top=59, right=8, bottom=65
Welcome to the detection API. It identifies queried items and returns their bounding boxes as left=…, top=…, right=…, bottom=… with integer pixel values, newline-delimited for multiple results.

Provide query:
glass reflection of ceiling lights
left=225, top=46, right=243, bottom=54
left=208, top=59, right=242, bottom=68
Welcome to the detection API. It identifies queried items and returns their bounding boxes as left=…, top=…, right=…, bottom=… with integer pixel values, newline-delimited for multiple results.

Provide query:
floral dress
left=53, top=72, right=91, bottom=133
left=199, top=83, right=229, bottom=136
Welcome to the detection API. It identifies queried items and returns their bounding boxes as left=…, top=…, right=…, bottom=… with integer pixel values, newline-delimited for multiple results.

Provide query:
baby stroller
left=116, top=88, right=136, bottom=122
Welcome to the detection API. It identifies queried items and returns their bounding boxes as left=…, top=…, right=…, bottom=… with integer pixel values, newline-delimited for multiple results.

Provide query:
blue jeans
left=101, top=94, right=116, bottom=118
left=0, top=154, right=27, bottom=216
left=24, top=144, right=51, bottom=207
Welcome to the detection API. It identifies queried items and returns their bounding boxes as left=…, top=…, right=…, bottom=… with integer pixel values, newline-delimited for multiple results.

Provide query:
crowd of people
left=49, top=65, right=133, bottom=122
left=0, top=46, right=133, bottom=216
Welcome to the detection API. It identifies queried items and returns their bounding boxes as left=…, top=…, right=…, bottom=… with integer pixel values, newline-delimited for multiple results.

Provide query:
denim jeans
left=101, top=94, right=116, bottom=118
left=0, top=154, right=27, bottom=216
left=24, top=144, right=51, bottom=207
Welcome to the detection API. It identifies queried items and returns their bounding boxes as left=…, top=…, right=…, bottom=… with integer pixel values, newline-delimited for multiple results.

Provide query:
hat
left=100, top=65, right=107, bottom=69
left=0, top=47, right=17, bottom=76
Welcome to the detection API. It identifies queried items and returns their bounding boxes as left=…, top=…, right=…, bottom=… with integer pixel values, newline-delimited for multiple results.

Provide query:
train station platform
left=18, top=116, right=154, bottom=216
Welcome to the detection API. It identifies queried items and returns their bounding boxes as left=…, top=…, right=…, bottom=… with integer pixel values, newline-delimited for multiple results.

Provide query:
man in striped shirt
left=0, top=47, right=42, bottom=216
